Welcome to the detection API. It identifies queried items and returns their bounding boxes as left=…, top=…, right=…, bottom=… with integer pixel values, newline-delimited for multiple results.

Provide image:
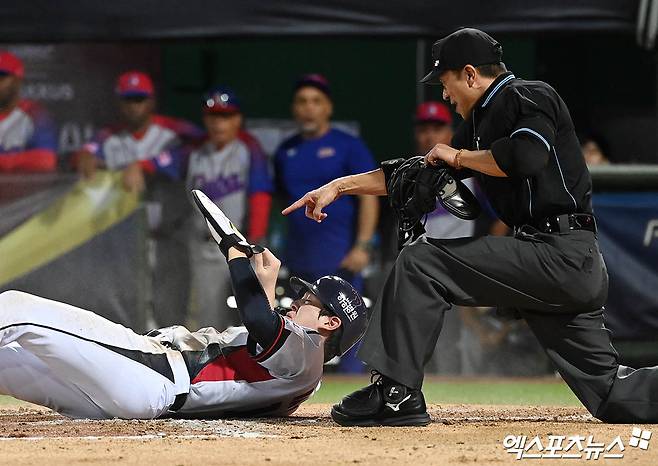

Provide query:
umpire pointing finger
left=284, top=27, right=658, bottom=426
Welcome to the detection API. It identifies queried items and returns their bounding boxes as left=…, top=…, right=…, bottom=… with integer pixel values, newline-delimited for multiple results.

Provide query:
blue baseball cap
left=203, top=86, right=241, bottom=114
left=294, top=73, right=331, bottom=99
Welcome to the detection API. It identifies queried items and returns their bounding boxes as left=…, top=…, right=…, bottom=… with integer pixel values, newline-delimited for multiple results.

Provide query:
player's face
left=292, top=87, right=333, bottom=137
left=439, top=69, right=478, bottom=119
left=0, top=74, right=21, bottom=109
left=287, top=292, right=327, bottom=330
left=414, top=122, right=453, bottom=154
left=582, top=141, right=609, bottom=166
left=118, top=96, right=155, bottom=130
left=203, top=112, right=242, bottom=149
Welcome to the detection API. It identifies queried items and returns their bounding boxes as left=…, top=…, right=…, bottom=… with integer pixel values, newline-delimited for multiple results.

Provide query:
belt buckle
left=572, top=215, right=583, bottom=230
left=557, top=214, right=570, bottom=233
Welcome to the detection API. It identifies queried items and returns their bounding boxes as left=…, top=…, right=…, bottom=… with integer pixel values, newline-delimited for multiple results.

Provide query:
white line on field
left=0, top=432, right=275, bottom=441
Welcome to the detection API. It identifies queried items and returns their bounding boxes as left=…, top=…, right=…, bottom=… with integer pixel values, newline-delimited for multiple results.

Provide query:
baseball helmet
left=203, top=86, right=241, bottom=114
left=289, top=275, right=368, bottom=356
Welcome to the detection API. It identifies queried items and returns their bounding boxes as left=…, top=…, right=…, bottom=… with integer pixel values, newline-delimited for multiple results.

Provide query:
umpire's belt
left=527, top=213, right=596, bottom=235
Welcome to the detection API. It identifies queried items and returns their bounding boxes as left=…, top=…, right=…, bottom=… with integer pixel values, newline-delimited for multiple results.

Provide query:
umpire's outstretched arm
left=282, top=169, right=386, bottom=222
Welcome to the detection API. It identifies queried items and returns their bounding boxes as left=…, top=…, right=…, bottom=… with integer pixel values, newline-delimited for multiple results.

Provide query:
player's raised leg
left=0, top=290, right=189, bottom=419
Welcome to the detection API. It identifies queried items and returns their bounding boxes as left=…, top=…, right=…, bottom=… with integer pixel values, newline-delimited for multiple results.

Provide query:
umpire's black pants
left=358, top=227, right=658, bottom=423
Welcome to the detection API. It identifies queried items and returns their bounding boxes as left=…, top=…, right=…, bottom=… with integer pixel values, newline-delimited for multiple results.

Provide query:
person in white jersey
left=0, top=190, right=367, bottom=419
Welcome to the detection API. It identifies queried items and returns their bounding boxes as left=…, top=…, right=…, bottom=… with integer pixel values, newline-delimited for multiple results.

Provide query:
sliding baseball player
left=0, top=191, right=367, bottom=419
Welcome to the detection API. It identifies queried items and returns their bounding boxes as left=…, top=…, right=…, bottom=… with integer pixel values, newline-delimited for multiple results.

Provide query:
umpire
left=283, top=28, right=658, bottom=426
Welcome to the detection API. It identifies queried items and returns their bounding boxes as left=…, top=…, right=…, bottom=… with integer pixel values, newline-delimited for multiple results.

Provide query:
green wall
left=162, top=38, right=417, bottom=160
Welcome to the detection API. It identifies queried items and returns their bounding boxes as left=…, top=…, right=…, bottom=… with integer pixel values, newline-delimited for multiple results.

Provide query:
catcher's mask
left=387, top=156, right=481, bottom=249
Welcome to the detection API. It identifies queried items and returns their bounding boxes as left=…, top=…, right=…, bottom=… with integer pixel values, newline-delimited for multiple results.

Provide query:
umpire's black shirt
left=452, top=71, right=593, bottom=228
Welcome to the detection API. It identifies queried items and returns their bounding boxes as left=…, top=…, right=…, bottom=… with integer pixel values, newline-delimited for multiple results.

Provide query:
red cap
left=415, top=101, right=452, bottom=125
left=116, top=71, right=154, bottom=97
left=0, top=51, right=24, bottom=78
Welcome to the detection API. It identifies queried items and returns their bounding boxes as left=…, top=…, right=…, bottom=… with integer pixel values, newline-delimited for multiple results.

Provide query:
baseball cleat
left=330, top=371, right=431, bottom=427
left=191, top=189, right=264, bottom=258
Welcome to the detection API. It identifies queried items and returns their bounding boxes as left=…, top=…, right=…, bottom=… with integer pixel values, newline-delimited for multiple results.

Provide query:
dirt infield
left=0, top=403, right=655, bottom=465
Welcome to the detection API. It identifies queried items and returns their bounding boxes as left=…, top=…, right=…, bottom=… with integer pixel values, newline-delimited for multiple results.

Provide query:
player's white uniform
left=0, top=290, right=322, bottom=419
left=153, top=321, right=323, bottom=417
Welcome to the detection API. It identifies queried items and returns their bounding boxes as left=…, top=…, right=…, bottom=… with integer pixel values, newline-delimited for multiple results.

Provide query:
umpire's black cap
left=290, top=275, right=368, bottom=356
left=420, top=28, right=503, bottom=85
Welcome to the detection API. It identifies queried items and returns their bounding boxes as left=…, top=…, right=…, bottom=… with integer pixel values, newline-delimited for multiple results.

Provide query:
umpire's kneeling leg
left=357, top=239, right=458, bottom=389
left=523, top=308, right=658, bottom=423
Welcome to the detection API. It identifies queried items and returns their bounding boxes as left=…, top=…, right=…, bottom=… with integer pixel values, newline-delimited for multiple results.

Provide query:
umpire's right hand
left=281, top=182, right=340, bottom=222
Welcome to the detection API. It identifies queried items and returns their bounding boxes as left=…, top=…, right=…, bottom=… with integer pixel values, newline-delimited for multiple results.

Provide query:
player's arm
left=139, top=117, right=202, bottom=176
left=244, top=133, right=273, bottom=243
left=227, top=248, right=284, bottom=353
left=356, top=194, right=379, bottom=244
left=340, top=194, right=378, bottom=273
left=74, top=130, right=110, bottom=179
left=339, top=139, right=380, bottom=272
left=0, top=148, right=56, bottom=172
left=0, top=111, right=57, bottom=172
left=247, top=192, right=272, bottom=243
left=135, top=144, right=187, bottom=180
left=122, top=141, right=188, bottom=193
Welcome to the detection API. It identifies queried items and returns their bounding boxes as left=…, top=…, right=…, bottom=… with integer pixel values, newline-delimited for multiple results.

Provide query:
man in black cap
left=283, top=27, right=658, bottom=426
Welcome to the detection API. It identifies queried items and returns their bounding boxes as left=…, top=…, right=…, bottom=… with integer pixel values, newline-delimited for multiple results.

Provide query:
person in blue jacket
left=274, top=74, right=379, bottom=372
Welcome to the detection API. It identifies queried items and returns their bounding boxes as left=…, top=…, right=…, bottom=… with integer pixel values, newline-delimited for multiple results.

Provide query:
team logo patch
left=287, top=148, right=297, bottom=157
left=337, top=292, right=359, bottom=322
left=82, top=142, right=99, bottom=154
left=317, top=147, right=335, bottom=158
left=157, top=151, right=172, bottom=166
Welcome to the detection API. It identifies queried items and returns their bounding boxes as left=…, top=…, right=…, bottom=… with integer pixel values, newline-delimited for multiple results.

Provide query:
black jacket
left=452, top=71, right=593, bottom=228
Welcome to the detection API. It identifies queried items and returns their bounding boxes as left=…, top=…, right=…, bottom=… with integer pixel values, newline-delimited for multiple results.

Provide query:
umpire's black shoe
left=331, top=371, right=431, bottom=427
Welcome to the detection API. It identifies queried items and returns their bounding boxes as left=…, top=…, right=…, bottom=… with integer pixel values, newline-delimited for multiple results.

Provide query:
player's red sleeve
left=138, top=159, right=157, bottom=175
left=0, top=149, right=57, bottom=172
left=247, top=191, right=272, bottom=242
